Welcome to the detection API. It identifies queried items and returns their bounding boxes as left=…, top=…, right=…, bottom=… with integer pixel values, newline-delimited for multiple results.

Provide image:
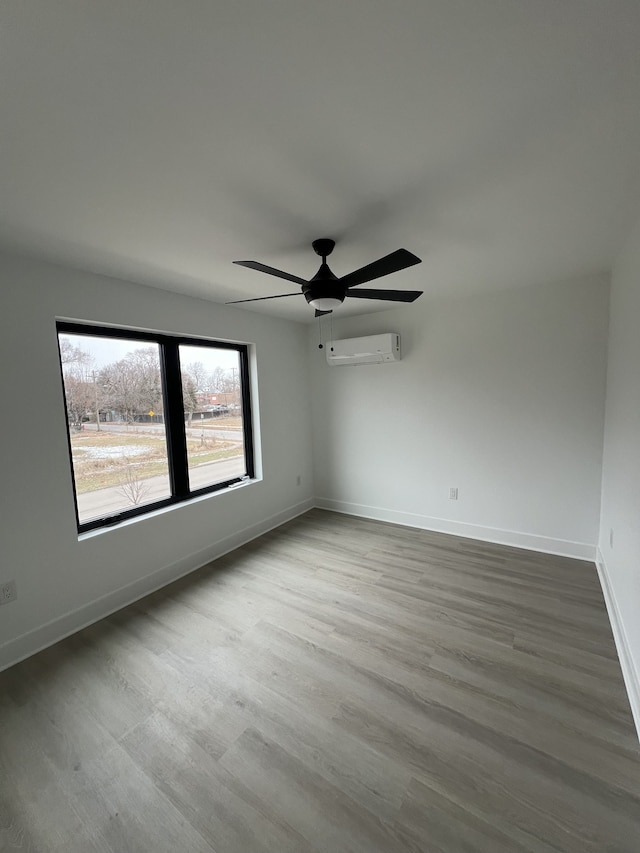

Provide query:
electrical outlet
left=0, top=580, right=17, bottom=605
left=296, top=475, right=301, bottom=486
left=609, top=528, right=614, bottom=548
left=449, top=487, right=459, bottom=501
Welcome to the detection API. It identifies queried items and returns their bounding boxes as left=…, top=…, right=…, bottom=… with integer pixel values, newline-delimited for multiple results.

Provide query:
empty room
left=1, top=2, right=640, bottom=851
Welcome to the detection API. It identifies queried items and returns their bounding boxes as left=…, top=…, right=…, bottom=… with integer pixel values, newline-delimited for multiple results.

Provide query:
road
left=83, top=422, right=244, bottom=442
left=77, top=455, right=246, bottom=522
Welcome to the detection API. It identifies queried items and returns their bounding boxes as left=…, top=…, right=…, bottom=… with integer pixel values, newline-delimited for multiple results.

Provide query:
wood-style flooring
left=1, top=509, right=639, bottom=852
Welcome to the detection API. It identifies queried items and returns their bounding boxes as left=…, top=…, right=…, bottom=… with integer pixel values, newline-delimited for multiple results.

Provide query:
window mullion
left=161, top=342, right=190, bottom=498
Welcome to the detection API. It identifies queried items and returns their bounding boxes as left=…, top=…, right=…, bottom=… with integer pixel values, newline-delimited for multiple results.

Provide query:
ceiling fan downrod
left=307, top=238, right=343, bottom=310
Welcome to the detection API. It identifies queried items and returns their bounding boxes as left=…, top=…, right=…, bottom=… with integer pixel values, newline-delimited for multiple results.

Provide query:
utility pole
left=92, top=371, right=101, bottom=431
left=231, top=366, right=238, bottom=407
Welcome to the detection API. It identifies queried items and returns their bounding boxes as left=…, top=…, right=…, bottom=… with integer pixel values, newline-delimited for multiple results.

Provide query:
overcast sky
left=60, top=333, right=240, bottom=372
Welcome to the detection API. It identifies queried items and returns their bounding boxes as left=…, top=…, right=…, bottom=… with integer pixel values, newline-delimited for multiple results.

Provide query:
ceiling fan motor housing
left=304, top=260, right=345, bottom=306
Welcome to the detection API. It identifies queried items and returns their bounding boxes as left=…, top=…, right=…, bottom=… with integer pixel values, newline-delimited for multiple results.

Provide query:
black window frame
left=56, top=321, right=255, bottom=534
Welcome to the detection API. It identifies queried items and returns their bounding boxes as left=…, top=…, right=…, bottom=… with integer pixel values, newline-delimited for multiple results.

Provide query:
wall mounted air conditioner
left=326, top=333, right=401, bottom=366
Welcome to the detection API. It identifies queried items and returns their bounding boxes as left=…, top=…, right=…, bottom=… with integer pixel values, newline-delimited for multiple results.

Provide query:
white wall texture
left=0, top=253, right=314, bottom=670
left=2, top=249, right=634, bottom=736
left=598, top=215, right=640, bottom=733
left=309, top=275, right=610, bottom=558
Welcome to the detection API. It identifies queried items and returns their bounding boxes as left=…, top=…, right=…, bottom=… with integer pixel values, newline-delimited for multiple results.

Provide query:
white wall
left=598, top=216, right=640, bottom=733
left=0, top=254, right=618, bottom=678
left=310, top=275, right=610, bottom=558
left=0, top=253, right=314, bottom=670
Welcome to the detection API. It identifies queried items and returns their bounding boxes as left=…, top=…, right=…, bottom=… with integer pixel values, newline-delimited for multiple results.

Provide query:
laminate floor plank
left=120, top=710, right=318, bottom=853
left=334, top=700, right=640, bottom=853
left=512, top=630, right=624, bottom=680
left=393, top=776, right=535, bottom=853
left=428, top=640, right=632, bottom=730
left=1, top=508, right=639, bottom=852
left=216, top=673, right=413, bottom=823
left=218, top=726, right=415, bottom=853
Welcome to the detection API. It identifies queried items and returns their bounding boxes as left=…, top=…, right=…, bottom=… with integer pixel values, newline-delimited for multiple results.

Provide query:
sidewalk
left=77, top=455, right=246, bottom=523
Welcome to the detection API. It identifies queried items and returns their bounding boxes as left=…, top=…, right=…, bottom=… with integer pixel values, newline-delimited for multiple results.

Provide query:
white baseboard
left=595, top=548, right=640, bottom=742
left=314, top=498, right=596, bottom=561
left=0, top=497, right=314, bottom=674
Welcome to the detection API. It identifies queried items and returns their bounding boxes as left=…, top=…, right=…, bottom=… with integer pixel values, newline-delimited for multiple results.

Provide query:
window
left=56, top=322, right=254, bottom=533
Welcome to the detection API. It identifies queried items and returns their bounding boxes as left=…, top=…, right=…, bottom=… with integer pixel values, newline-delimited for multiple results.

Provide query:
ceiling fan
left=227, top=238, right=423, bottom=315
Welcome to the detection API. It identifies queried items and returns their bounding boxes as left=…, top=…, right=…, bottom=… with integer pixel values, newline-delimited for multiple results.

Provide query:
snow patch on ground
left=74, top=445, right=151, bottom=460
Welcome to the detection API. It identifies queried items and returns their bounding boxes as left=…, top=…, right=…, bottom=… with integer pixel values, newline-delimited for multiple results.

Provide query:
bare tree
left=116, top=457, right=151, bottom=506
left=100, top=347, right=163, bottom=424
left=181, top=371, right=198, bottom=427
left=186, top=361, right=207, bottom=391
left=210, top=366, right=229, bottom=393
left=59, top=338, right=92, bottom=367
left=59, top=337, right=95, bottom=428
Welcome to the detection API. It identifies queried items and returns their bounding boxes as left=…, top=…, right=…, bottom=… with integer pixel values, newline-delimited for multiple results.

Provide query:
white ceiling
left=2, top=1, right=640, bottom=323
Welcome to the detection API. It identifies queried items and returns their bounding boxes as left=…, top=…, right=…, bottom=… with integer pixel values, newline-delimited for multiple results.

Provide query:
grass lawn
left=191, top=416, right=243, bottom=431
left=70, top=428, right=242, bottom=493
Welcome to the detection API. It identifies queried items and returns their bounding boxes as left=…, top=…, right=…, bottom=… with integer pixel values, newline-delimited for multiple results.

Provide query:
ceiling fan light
left=309, top=296, right=343, bottom=311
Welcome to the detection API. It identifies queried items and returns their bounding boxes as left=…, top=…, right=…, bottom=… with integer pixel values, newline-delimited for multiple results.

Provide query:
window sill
left=77, top=476, right=261, bottom=541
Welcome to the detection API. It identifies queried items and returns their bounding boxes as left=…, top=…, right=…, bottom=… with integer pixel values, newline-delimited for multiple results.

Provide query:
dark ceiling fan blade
left=315, top=309, right=333, bottom=317
left=340, top=249, right=421, bottom=289
left=346, top=289, right=423, bottom=302
left=226, top=292, right=302, bottom=304
left=233, top=260, right=308, bottom=286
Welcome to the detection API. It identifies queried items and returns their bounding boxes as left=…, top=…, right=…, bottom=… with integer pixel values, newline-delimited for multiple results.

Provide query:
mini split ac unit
left=326, top=333, right=401, bottom=366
